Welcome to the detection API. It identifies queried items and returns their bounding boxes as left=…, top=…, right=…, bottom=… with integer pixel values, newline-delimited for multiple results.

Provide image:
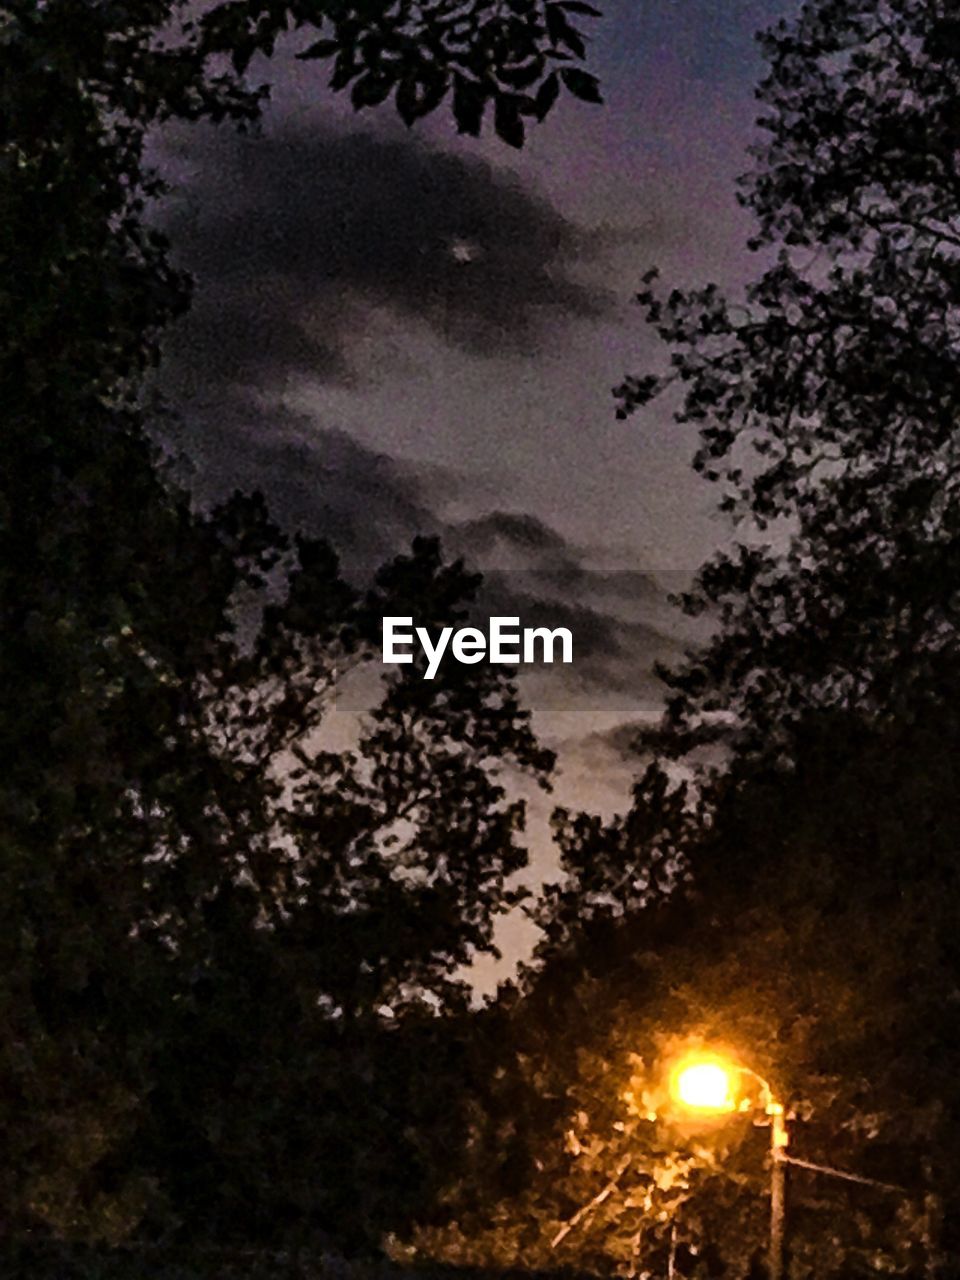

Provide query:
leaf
left=561, top=67, right=602, bottom=103
left=359, top=34, right=384, bottom=67
left=231, top=42, right=255, bottom=75
left=546, top=3, right=587, bottom=57
left=500, top=58, right=545, bottom=89
left=295, top=37, right=340, bottom=61
left=453, top=74, right=488, bottom=136
left=534, top=71, right=560, bottom=121
left=494, top=94, right=525, bottom=148
left=329, top=54, right=359, bottom=90
left=351, top=73, right=393, bottom=109
left=417, top=68, right=450, bottom=118
left=396, top=74, right=421, bottom=125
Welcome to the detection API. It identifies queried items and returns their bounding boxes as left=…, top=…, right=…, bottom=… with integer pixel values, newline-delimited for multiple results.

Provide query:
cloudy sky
left=153, top=0, right=791, bottom=988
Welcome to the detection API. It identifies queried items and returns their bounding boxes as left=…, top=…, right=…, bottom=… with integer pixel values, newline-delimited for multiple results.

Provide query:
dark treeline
left=0, top=0, right=575, bottom=1254
left=5, top=1, right=960, bottom=1278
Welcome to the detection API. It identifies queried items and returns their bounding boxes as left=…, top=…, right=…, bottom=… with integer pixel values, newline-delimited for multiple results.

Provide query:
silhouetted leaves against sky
left=195, top=0, right=603, bottom=146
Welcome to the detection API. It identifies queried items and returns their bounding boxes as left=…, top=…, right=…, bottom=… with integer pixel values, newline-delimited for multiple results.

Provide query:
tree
left=614, top=0, right=960, bottom=763
left=0, top=0, right=598, bottom=922
left=0, top=496, right=554, bottom=1243
left=609, top=2, right=960, bottom=1246
left=446, top=2, right=960, bottom=1272
left=3, top=0, right=585, bottom=1249
left=132, top=530, right=555, bottom=1249
left=407, top=701, right=960, bottom=1276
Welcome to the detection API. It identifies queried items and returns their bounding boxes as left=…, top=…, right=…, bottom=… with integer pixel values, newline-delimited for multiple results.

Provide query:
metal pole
left=769, top=1108, right=788, bottom=1280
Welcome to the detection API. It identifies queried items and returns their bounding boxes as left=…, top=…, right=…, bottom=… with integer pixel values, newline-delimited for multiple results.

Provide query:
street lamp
left=670, top=1059, right=736, bottom=1113
left=552, top=1051, right=938, bottom=1276
left=667, top=1053, right=788, bottom=1280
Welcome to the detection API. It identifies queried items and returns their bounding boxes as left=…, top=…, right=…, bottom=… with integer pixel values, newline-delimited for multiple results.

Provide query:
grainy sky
left=154, top=0, right=793, bottom=989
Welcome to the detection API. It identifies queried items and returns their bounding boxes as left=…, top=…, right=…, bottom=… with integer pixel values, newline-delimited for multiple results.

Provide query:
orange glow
left=670, top=1057, right=736, bottom=1113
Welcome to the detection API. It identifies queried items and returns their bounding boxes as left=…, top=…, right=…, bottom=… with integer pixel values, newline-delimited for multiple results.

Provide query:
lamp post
left=669, top=1055, right=788, bottom=1280
left=768, top=1101, right=788, bottom=1280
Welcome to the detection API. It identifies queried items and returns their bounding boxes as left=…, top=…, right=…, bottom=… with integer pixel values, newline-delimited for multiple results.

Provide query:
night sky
left=151, top=0, right=791, bottom=988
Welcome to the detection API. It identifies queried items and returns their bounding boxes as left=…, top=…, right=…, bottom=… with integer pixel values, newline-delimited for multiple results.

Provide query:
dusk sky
left=152, top=0, right=793, bottom=987
left=11, top=0, right=955, bottom=1259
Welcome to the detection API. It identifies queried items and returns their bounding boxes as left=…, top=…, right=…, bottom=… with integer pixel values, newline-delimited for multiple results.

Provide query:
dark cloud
left=158, top=398, right=443, bottom=567
left=440, top=519, right=688, bottom=697
left=442, top=510, right=680, bottom=691
left=448, top=514, right=667, bottom=609
left=156, top=381, right=687, bottom=701
left=456, top=511, right=571, bottom=556
left=493, top=589, right=682, bottom=696
left=158, top=122, right=609, bottom=396
left=150, top=112, right=672, bottom=703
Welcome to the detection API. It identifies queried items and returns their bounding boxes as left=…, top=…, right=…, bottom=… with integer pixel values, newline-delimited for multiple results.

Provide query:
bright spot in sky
left=672, top=1061, right=735, bottom=1112
left=449, top=237, right=480, bottom=263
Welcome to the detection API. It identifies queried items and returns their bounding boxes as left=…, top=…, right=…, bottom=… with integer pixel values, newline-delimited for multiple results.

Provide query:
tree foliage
left=1, top=0, right=572, bottom=1250
left=448, top=1, right=960, bottom=1274
left=403, top=710, right=960, bottom=1276
left=0, top=476, right=554, bottom=1241
left=199, top=0, right=604, bottom=146
left=615, top=0, right=960, bottom=762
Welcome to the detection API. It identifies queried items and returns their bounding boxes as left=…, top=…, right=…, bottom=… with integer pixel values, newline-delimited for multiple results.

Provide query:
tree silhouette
left=458, top=1, right=960, bottom=1272
left=615, top=0, right=960, bottom=763
left=1, top=0, right=572, bottom=1250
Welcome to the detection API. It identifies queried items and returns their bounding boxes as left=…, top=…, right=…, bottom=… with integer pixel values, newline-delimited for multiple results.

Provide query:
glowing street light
left=670, top=1058, right=736, bottom=1113
left=552, top=1048, right=938, bottom=1275
left=665, top=1052, right=788, bottom=1280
